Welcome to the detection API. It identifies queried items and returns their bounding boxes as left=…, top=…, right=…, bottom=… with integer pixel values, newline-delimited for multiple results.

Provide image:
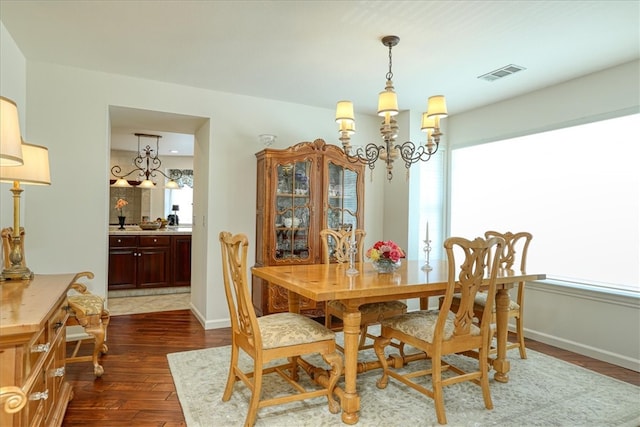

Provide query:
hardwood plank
left=62, top=309, right=639, bottom=426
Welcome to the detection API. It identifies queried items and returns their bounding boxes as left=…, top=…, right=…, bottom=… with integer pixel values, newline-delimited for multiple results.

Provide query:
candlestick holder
left=421, top=239, right=433, bottom=271
left=346, top=241, right=359, bottom=276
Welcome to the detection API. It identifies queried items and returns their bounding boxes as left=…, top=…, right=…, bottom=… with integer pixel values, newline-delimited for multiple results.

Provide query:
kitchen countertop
left=109, top=226, right=192, bottom=235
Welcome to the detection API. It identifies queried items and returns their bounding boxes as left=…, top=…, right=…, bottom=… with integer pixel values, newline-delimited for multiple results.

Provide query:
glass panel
left=274, top=160, right=311, bottom=260
left=327, top=162, right=359, bottom=230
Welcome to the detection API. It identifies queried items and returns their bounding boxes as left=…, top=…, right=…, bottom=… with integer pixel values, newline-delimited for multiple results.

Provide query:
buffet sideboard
left=1, top=274, right=76, bottom=426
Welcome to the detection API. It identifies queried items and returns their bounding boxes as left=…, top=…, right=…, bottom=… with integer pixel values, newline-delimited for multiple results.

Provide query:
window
left=165, top=169, right=193, bottom=226
left=449, top=113, right=639, bottom=293
left=415, top=148, right=446, bottom=262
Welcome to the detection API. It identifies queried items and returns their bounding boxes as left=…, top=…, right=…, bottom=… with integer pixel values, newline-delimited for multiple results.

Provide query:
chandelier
left=111, top=133, right=181, bottom=189
left=335, top=35, right=448, bottom=181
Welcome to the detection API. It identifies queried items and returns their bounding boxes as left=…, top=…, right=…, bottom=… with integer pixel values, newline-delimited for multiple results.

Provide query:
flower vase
left=372, top=259, right=401, bottom=274
left=118, top=216, right=126, bottom=230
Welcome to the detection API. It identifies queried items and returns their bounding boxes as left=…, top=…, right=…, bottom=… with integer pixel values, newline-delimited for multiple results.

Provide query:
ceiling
left=2, top=1, right=638, bottom=155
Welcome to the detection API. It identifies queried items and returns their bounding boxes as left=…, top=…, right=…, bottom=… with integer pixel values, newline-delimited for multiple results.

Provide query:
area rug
left=168, top=333, right=640, bottom=426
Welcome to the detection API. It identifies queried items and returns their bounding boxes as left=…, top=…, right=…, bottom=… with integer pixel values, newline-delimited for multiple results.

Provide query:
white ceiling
left=2, top=1, right=638, bottom=155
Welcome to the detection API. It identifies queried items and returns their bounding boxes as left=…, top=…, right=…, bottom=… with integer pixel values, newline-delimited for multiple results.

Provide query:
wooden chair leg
left=84, top=323, right=106, bottom=377
left=222, top=345, right=238, bottom=402
left=516, top=315, right=527, bottom=359
left=246, top=363, right=263, bottom=427
left=432, top=357, right=447, bottom=425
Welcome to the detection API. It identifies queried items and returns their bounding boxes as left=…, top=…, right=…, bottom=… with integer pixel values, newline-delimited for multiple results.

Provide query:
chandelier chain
left=386, top=42, right=394, bottom=81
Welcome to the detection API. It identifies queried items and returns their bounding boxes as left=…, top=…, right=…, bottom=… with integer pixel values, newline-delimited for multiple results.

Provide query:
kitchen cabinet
left=252, top=139, right=364, bottom=317
left=108, top=234, right=190, bottom=290
left=171, top=235, right=192, bottom=287
left=0, top=274, right=75, bottom=426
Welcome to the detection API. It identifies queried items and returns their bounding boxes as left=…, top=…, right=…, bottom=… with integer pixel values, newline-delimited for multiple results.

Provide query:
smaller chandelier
left=111, top=133, right=181, bottom=189
left=335, top=35, right=448, bottom=181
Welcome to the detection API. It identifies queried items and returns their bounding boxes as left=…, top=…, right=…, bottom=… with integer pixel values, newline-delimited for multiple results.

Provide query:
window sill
left=529, top=279, right=639, bottom=307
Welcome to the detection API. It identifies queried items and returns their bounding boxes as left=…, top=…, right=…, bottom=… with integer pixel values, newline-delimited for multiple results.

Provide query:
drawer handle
left=53, top=321, right=64, bottom=331
left=31, top=343, right=51, bottom=353
left=52, top=367, right=65, bottom=377
left=29, top=390, right=49, bottom=401
left=117, top=239, right=122, bottom=243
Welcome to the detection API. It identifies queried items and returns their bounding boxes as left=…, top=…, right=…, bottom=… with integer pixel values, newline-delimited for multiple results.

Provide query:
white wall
left=446, top=60, right=640, bottom=371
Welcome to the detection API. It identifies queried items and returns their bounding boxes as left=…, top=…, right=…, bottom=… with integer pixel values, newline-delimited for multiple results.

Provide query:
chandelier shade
left=335, top=35, right=447, bottom=181
left=110, top=133, right=182, bottom=188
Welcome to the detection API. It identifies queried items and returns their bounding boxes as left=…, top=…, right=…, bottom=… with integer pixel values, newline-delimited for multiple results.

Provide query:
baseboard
left=525, top=327, right=640, bottom=372
left=189, top=302, right=231, bottom=330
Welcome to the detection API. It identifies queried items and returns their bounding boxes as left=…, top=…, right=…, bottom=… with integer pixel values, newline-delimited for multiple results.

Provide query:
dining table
left=251, top=259, right=545, bottom=425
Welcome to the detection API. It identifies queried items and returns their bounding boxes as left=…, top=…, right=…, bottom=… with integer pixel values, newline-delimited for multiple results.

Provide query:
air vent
left=478, top=64, right=526, bottom=82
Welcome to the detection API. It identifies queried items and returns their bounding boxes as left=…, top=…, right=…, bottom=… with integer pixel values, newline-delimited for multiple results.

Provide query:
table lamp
left=171, top=204, right=179, bottom=226
left=0, top=142, right=51, bottom=280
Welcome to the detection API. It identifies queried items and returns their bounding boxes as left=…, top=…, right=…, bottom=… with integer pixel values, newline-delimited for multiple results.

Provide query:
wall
left=446, top=60, right=640, bottom=371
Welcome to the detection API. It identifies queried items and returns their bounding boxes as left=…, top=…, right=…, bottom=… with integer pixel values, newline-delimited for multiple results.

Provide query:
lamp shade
left=0, top=142, right=50, bottom=185
left=138, top=179, right=155, bottom=188
left=0, top=96, right=24, bottom=166
left=377, top=90, right=399, bottom=117
left=111, top=178, right=132, bottom=187
left=335, top=101, right=355, bottom=123
left=165, top=179, right=179, bottom=189
left=426, top=95, right=448, bottom=118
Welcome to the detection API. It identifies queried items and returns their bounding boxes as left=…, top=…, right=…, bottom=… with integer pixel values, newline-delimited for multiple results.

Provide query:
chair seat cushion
left=68, top=294, right=105, bottom=316
left=258, top=312, right=336, bottom=349
left=380, top=310, right=480, bottom=343
left=327, top=300, right=407, bottom=315
left=472, top=292, right=520, bottom=311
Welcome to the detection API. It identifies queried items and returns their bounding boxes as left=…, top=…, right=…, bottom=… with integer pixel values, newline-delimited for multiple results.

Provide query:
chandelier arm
left=110, top=165, right=139, bottom=180
left=396, top=141, right=440, bottom=169
left=349, top=143, right=384, bottom=170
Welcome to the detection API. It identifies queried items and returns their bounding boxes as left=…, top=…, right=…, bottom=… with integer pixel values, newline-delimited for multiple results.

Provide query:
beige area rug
left=168, top=331, right=640, bottom=427
left=107, top=293, right=190, bottom=316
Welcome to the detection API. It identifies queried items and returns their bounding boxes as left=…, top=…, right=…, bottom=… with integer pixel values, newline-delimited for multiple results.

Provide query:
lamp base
left=0, top=265, right=34, bottom=281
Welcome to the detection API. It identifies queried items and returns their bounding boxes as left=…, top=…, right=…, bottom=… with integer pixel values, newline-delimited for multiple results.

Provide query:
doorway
left=108, top=105, right=205, bottom=313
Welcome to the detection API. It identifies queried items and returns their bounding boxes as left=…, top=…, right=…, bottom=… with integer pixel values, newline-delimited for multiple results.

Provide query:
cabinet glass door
left=274, top=160, right=312, bottom=260
left=327, top=162, right=359, bottom=230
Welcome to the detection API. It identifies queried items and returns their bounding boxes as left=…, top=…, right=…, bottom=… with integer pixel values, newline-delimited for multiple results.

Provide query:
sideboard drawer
left=139, top=235, right=170, bottom=247
left=109, top=235, right=138, bottom=247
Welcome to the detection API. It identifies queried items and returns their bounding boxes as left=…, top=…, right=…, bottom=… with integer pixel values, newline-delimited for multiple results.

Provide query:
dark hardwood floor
left=62, top=310, right=639, bottom=426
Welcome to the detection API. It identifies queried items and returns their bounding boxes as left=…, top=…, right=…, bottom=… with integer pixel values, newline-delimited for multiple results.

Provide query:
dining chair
left=65, top=271, right=111, bottom=377
left=219, top=231, right=343, bottom=427
left=447, top=230, right=533, bottom=359
left=320, top=227, right=407, bottom=351
left=373, top=236, right=505, bottom=425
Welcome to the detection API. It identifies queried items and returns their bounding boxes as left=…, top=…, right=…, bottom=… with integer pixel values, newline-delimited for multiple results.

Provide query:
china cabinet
left=253, top=139, right=364, bottom=317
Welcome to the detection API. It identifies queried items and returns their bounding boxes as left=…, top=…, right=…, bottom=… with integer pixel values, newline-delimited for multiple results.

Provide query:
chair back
left=320, top=227, right=365, bottom=264
left=439, top=236, right=505, bottom=344
left=219, top=231, right=261, bottom=350
left=484, top=231, right=532, bottom=274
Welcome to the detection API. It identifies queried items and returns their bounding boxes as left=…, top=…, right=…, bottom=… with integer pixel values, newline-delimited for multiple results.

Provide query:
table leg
left=287, top=290, right=301, bottom=314
left=340, top=307, right=361, bottom=424
left=493, top=288, right=511, bottom=383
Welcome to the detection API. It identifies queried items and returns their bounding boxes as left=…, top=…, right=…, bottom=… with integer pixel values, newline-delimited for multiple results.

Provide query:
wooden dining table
left=251, top=259, right=545, bottom=425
